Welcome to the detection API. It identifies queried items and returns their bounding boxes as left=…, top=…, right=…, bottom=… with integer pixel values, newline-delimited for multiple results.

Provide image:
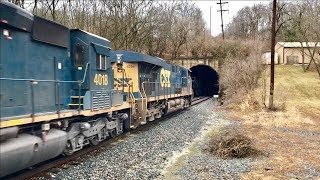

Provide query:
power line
left=217, top=0, right=228, bottom=40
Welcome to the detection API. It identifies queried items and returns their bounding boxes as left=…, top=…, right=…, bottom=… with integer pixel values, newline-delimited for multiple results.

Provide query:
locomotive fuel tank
left=0, top=127, right=18, bottom=142
left=166, top=99, right=185, bottom=113
left=0, top=129, right=67, bottom=177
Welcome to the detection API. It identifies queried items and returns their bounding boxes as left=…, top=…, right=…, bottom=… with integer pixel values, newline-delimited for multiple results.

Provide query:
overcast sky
left=193, top=0, right=271, bottom=36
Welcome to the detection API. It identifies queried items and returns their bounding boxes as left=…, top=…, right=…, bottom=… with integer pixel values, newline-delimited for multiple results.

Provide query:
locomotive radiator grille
left=92, top=91, right=111, bottom=110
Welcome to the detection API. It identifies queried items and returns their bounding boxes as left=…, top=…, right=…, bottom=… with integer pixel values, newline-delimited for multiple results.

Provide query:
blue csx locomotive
left=0, top=1, right=193, bottom=177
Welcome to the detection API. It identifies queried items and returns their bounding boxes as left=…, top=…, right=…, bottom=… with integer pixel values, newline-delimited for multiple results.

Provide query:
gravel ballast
left=38, top=100, right=252, bottom=180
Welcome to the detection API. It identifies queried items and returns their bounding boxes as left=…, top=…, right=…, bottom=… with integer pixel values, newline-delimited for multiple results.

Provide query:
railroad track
left=3, top=96, right=210, bottom=180
left=191, top=96, right=211, bottom=105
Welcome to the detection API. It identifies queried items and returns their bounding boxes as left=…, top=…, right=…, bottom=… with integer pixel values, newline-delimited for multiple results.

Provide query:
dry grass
left=241, top=124, right=320, bottom=179
left=230, top=65, right=320, bottom=128
left=226, top=65, right=320, bottom=178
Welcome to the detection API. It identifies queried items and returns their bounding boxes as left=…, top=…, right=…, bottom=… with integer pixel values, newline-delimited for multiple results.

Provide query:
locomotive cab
left=69, top=30, right=122, bottom=110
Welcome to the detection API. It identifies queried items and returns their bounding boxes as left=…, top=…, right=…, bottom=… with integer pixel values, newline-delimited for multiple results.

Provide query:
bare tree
left=18, top=0, right=209, bottom=59
left=292, top=0, right=320, bottom=76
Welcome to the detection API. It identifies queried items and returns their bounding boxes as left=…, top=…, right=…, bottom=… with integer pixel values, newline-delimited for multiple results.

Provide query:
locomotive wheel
left=123, top=117, right=131, bottom=132
left=63, top=141, right=74, bottom=156
left=90, top=135, right=99, bottom=146
left=63, top=150, right=74, bottom=156
left=109, top=129, right=117, bottom=138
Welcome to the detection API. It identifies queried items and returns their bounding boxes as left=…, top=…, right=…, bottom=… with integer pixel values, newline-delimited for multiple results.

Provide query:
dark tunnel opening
left=190, top=65, right=219, bottom=97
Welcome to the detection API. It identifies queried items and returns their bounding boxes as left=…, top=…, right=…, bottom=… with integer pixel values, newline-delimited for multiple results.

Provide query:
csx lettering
left=160, top=68, right=171, bottom=87
left=94, top=74, right=108, bottom=86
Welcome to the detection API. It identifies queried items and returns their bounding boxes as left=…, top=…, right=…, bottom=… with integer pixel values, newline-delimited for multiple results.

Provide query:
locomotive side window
left=172, top=66, right=178, bottom=73
left=74, top=44, right=85, bottom=67
left=96, top=54, right=107, bottom=70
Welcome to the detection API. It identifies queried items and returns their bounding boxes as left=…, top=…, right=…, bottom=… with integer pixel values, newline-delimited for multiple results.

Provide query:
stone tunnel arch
left=190, top=65, right=219, bottom=97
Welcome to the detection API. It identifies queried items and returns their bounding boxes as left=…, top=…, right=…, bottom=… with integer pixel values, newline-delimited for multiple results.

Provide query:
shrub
left=219, top=40, right=266, bottom=105
left=205, top=129, right=261, bottom=159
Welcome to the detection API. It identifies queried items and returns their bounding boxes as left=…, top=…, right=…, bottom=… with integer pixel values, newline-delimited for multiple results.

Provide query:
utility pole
left=217, top=0, right=228, bottom=40
left=269, top=0, right=277, bottom=109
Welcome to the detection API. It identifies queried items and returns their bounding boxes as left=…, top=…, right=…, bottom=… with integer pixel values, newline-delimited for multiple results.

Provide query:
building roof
left=277, top=42, right=320, bottom=48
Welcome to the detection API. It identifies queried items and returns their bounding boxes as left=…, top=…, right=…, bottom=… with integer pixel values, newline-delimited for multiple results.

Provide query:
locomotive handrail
left=0, top=63, right=90, bottom=84
left=0, top=63, right=91, bottom=117
left=141, top=81, right=183, bottom=99
left=141, top=82, right=147, bottom=98
left=80, top=62, right=90, bottom=83
left=0, top=78, right=79, bottom=83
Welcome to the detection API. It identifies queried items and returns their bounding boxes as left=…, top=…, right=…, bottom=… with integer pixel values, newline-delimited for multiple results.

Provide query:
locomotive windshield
left=74, top=44, right=85, bottom=67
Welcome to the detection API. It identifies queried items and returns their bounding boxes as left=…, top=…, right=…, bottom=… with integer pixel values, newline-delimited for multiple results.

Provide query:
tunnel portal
left=190, top=65, right=219, bottom=97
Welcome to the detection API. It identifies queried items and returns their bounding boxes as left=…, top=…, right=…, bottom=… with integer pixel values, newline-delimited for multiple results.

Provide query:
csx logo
left=160, top=69, right=171, bottom=87
left=114, top=78, right=132, bottom=88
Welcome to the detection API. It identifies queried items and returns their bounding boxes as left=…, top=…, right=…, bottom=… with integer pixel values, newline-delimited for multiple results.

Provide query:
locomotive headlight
left=116, top=54, right=123, bottom=66
left=3, top=29, right=9, bottom=36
